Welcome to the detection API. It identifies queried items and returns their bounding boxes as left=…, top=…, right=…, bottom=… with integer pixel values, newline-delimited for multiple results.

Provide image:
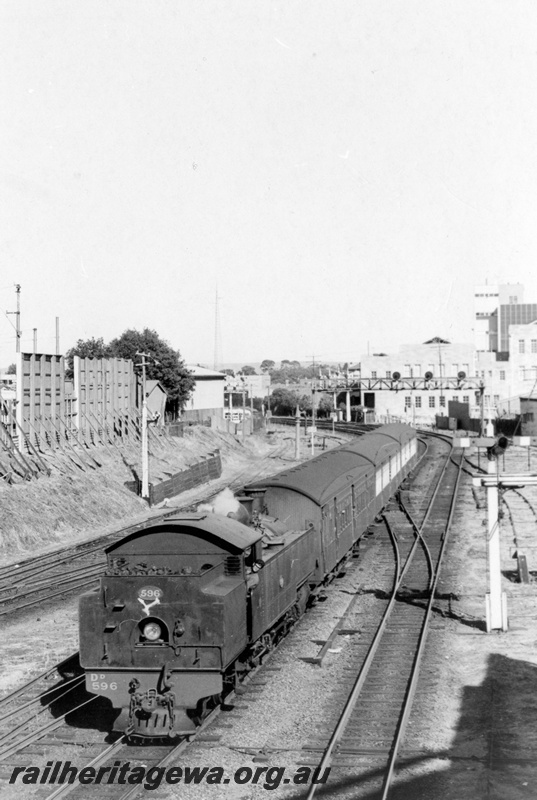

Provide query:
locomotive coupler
left=129, top=687, right=177, bottom=738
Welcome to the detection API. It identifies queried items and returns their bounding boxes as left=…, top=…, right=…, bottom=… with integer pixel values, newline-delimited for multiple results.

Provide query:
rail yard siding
left=124, top=451, right=222, bottom=505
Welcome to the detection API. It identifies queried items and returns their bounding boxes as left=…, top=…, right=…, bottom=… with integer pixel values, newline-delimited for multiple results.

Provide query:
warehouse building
left=183, top=365, right=226, bottom=422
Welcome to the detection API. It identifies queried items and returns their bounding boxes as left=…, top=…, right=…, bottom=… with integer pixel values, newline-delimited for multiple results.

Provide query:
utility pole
left=33, top=329, right=37, bottom=354
left=242, top=389, right=246, bottom=441
left=480, top=383, right=485, bottom=437
left=6, top=284, right=21, bottom=353
left=135, top=351, right=159, bottom=503
left=311, top=387, right=316, bottom=455
left=55, top=317, right=60, bottom=355
left=307, top=355, right=317, bottom=455
left=295, top=404, right=301, bottom=459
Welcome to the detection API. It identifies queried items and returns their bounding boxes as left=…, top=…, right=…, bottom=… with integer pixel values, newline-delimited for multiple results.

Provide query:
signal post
left=471, top=436, right=537, bottom=632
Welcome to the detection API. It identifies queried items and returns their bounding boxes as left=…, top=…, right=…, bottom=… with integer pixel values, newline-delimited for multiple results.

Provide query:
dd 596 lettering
left=90, top=673, right=117, bottom=691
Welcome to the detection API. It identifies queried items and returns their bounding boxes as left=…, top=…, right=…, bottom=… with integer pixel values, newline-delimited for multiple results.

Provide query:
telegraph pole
left=6, top=284, right=21, bottom=353
left=311, top=387, right=316, bottom=455
left=15, top=284, right=20, bottom=353
left=307, top=355, right=317, bottom=455
left=135, top=351, right=158, bottom=503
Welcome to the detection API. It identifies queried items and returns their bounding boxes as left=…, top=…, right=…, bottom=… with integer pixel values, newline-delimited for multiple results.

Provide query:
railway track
left=270, top=417, right=381, bottom=437
left=299, top=434, right=461, bottom=799
left=0, top=637, right=284, bottom=799
left=0, top=654, right=86, bottom=766
left=0, top=431, right=455, bottom=798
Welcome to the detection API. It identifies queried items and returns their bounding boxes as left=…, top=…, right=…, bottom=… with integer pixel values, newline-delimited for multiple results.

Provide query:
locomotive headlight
left=143, top=621, right=162, bottom=641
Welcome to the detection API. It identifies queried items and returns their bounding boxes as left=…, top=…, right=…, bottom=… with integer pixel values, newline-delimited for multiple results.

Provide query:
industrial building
left=183, top=365, right=226, bottom=422
left=359, top=339, right=477, bottom=426
left=355, top=282, right=537, bottom=426
left=474, top=283, right=537, bottom=416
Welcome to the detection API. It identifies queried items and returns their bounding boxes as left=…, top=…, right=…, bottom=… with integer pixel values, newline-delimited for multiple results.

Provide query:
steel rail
left=305, top=434, right=454, bottom=798
left=43, top=738, right=128, bottom=800
left=0, top=677, right=89, bottom=750
left=0, top=652, right=79, bottom=708
left=398, top=496, right=435, bottom=591
left=0, top=695, right=97, bottom=761
left=304, top=518, right=402, bottom=800
left=0, top=547, right=102, bottom=586
left=380, top=449, right=464, bottom=798
left=0, top=561, right=104, bottom=599
left=0, top=674, right=84, bottom=728
left=0, top=572, right=105, bottom=617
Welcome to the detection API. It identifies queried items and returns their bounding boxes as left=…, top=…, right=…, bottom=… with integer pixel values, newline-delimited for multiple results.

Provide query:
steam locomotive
left=79, top=423, right=418, bottom=738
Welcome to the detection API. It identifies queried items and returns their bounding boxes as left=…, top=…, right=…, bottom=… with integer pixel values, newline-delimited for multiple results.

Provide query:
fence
left=125, top=451, right=222, bottom=506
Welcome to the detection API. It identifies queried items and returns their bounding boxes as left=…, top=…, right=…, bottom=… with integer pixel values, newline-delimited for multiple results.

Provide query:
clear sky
left=2, top=1, right=537, bottom=369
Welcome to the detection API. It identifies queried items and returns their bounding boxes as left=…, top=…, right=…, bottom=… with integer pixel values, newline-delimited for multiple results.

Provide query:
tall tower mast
left=213, top=287, right=222, bottom=371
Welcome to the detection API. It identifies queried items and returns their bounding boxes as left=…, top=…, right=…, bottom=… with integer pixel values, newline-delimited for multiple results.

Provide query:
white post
left=346, top=390, right=351, bottom=422
left=141, top=362, right=149, bottom=502
left=311, top=390, right=315, bottom=455
left=295, top=405, right=300, bottom=460
left=485, top=460, right=507, bottom=631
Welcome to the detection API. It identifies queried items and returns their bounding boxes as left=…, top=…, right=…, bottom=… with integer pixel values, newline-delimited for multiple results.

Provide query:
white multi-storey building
left=474, top=283, right=524, bottom=353
left=473, top=283, right=537, bottom=415
left=352, top=283, right=537, bottom=425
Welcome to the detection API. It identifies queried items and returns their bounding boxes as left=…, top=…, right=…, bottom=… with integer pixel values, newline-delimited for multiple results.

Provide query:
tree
left=240, top=365, right=257, bottom=375
left=298, top=394, right=312, bottom=415
left=222, top=368, right=235, bottom=377
left=269, top=387, right=300, bottom=416
left=65, top=337, right=111, bottom=379
left=260, top=359, right=275, bottom=373
left=317, top=396, right=334, bottom=418
left=6, top=363, right=16, bottom=375
left=108, top=328, right=194, bottom=414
